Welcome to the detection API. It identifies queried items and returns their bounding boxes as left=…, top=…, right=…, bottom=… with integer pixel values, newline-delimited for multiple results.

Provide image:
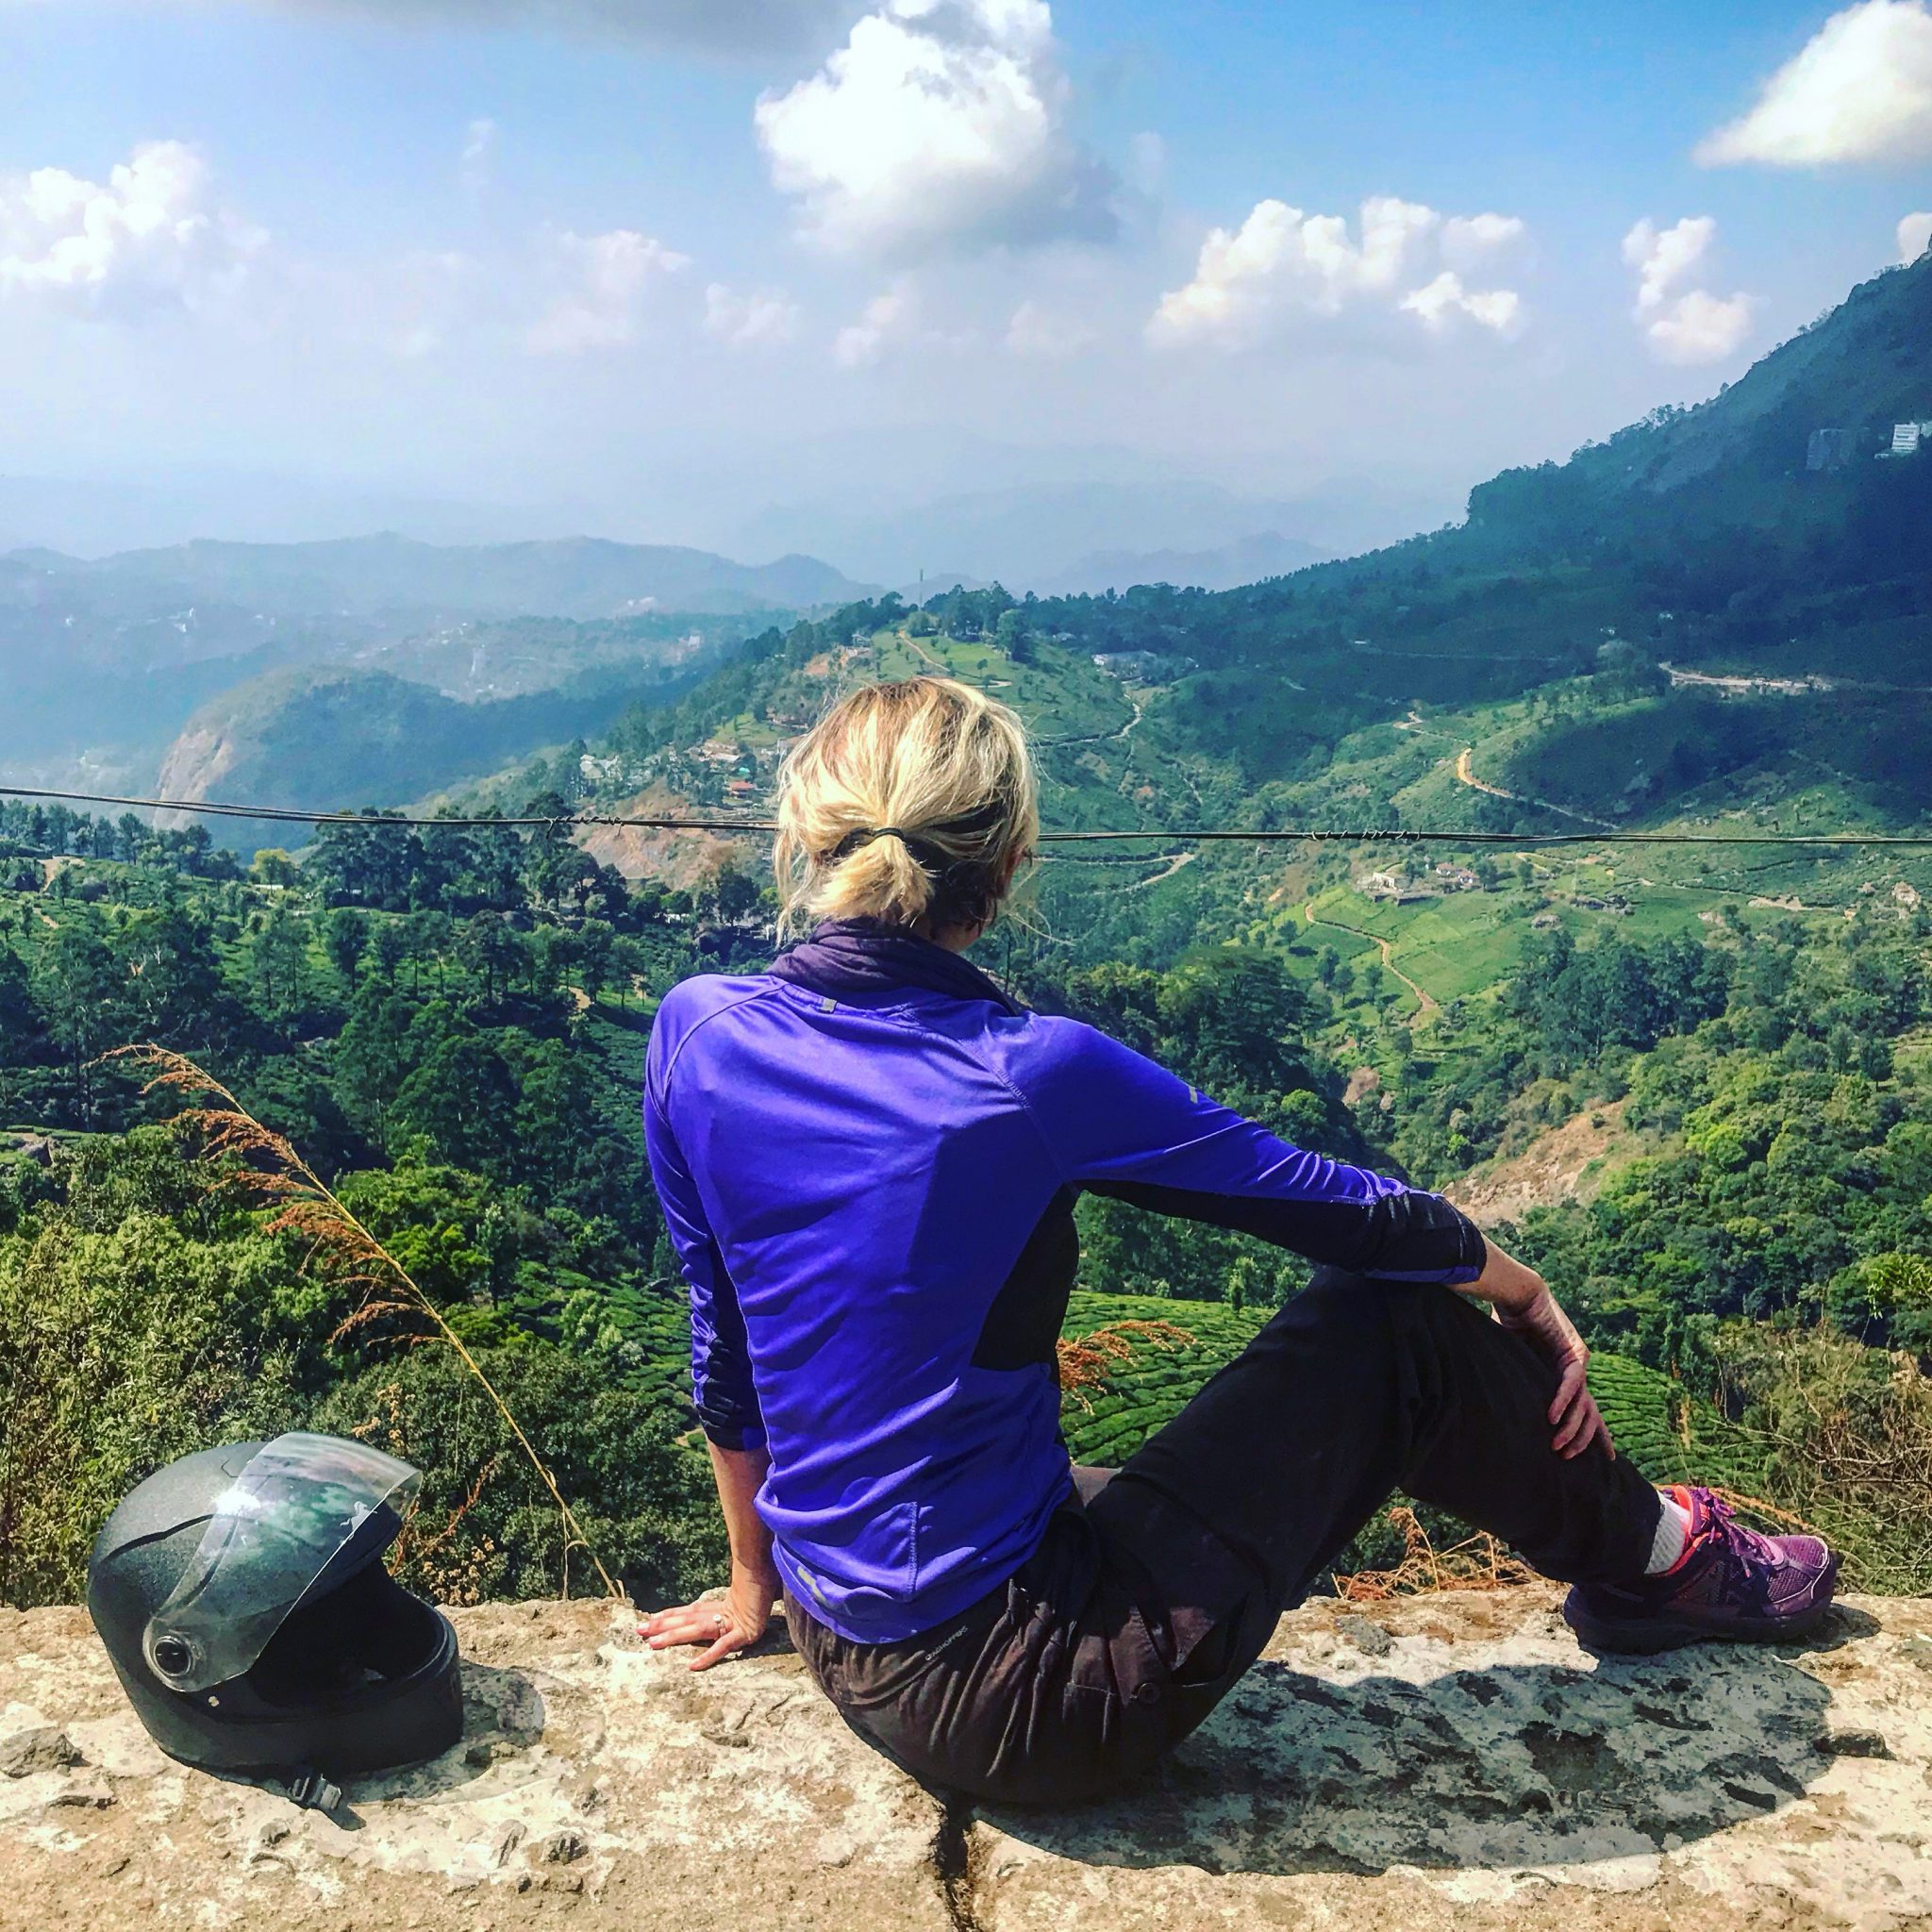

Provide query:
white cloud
left=833, top=285, right=915, bottom=366
left=1696, top=0, right=1932, bottom=167
left=1621, top=214, right=1716, bottom=311
left=0, top=141, right=266, bottom=319
left=1902, top=210, right=1932, bottom=259
left=1441, top=212, right=1526, bottom=265
left=526, top=227, right=689, bottom=354
left=1643, top=289, right=1757, bottom=365
left=1400, top=272, right=1522, bottom=334
left=705, top=280, right=800, bottom=346
left=755, top=0, right=1115, bottom=258
left=1148, top=196, right=1523, bottom=350
left=1621, top=217, right=1755, bottom=364
left=1005, top=297, right=1096, bottom=357
left=459, top=118, right=499, bottom=192
left=830, top=280, right=975, bottom=365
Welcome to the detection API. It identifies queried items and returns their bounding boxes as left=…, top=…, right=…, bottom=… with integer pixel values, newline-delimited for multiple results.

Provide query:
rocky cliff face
left=2, top=1585, right=1927, bottom=1931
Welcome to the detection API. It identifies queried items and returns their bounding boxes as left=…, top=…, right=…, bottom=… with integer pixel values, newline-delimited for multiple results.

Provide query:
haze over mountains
left=1, top=249, right=1924, bottom=831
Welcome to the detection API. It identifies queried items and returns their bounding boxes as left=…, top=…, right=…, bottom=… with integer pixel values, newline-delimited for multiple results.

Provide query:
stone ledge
left=1, top=1584, right=1926, bottom=1931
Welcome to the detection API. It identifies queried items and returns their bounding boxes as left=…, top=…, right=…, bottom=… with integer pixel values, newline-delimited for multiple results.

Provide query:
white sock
left=1644, top=1491, right=1692, bottom=1575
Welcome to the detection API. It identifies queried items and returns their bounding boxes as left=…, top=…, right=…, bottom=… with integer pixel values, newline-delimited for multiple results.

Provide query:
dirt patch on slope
left=1447, top=1098, right=1630, bottom=1226
left=575, top=785, right=757, bottom=890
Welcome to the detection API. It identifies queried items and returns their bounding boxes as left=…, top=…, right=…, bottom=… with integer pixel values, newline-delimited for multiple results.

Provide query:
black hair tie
left=829, top=825, right=947, bottom=873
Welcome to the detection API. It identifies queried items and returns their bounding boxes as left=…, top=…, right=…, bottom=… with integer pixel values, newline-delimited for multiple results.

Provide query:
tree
left=371, top=919, right=408, bottom=984
left=336, top=981, right=417, bottom=1140
left=249, top=907, right=311, bottom=1024
left=0, top=1186, right=315, bottom=1605
left=575, top=919, right=616, bottom=1005
left=995, top=608, right=1036, bottom=665
left=325, top=907, right=370, bottom=989
left=456, top=912, right=525, bottom=1006
left=31, top=923, right=123, bottom=1082
left=0, top=945, right=41, bottom=1063
left=111, top=906, right=224, bottom=1049
left=392, top=1026, right=519, bottom=1174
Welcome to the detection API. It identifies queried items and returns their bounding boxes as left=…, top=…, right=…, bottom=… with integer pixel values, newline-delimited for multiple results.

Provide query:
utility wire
left=3, top=780, right=1932, bottom=848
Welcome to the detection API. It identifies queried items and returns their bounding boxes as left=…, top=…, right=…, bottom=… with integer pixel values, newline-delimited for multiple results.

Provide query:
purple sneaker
left=1562, top=1486, right=1840, bottom=1656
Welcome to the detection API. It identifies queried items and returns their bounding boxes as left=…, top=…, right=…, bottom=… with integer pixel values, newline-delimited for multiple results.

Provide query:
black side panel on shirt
left=972, top=1185, right=1081, bottom=1371
left=1085, top=1179, right=1486, bottom=1281
left=694, top=1235, right=764, bottom=1450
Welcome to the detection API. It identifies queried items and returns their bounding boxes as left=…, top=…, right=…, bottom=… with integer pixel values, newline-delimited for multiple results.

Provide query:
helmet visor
left=143, top=1433, right=421, bottom=1693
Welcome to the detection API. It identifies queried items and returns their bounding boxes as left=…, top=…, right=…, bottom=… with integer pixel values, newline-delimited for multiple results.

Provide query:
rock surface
left=1, top=1585, right=1927, bottom=1930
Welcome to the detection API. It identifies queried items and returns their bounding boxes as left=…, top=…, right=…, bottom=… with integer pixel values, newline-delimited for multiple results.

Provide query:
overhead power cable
left=4, top=781, right=1932, bottom=848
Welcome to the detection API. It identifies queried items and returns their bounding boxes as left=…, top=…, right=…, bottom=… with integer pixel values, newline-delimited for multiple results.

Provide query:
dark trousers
left=785, top=1270, right=1666, bottom=1807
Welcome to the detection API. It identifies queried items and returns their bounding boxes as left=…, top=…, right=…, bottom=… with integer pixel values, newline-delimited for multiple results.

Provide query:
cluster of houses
left=1807, top=419, right=1932, bottom=467
left=1357, top=861, right=1483, bottom=903
left=1807, top=421, right=1932, bottom=469
left=1091, top=649, right=1198, bottom=683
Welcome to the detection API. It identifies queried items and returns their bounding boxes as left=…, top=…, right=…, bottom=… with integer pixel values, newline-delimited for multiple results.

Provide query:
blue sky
left=0, top=0, right=1927, bottom=575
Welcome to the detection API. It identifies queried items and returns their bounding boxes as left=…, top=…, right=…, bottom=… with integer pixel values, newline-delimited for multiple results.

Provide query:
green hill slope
left=151, top=666, right=675, bottom=823
left=1058, top=1291, right=1772, bottom=1495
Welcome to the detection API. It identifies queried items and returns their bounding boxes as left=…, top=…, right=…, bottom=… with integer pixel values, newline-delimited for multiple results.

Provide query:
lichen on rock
left=0, top=1586, right=1926, bottom=1931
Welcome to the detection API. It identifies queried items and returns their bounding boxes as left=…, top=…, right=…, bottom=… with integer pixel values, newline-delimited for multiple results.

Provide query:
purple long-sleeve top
left=643, top=923, right=1486, bottom=1642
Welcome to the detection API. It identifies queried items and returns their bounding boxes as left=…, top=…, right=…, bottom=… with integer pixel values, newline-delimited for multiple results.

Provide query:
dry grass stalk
left=103, top=1043, right=624, bottom=1603
left=1057, top=1319, right=1194, bottom=1414
left=1705, top=1485, right=1821, bottom=1535
left=1712, top=1327, right=1932, bottom=1591
left=1331, top=1506, right=1538, bottom=1603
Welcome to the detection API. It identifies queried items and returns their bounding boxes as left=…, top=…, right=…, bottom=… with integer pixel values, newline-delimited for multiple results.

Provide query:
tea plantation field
left=1057, top=1291, right=1774, bottom=1498
left=613, top=1280, right=1773, bottom=1500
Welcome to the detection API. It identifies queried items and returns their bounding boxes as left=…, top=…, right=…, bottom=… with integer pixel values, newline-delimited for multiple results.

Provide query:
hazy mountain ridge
left=151, top=657, right=705, bottom=822
left=12, top=533, right=874, bottom=624
left=0, top=536, right=854, bottom=778
left=731, top=478, right=1352, bottom=591
left=1034, top=530, right=1329, bottom=597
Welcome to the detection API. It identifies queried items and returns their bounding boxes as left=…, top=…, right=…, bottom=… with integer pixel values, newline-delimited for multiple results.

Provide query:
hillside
left=150, top=667, right=658, bottom=821
left=0, top=536, right=862, bottom=783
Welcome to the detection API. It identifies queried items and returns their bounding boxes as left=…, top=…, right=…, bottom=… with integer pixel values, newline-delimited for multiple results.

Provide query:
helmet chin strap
left=275, top=1767, right=343, bottom=1814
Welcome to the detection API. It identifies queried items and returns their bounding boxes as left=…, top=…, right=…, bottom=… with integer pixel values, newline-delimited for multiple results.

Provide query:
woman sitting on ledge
left=638, top=675, right=1838, bottom=1807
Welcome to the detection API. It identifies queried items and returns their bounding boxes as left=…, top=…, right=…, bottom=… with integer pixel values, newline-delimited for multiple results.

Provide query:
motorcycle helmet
left=87, top=1433, right=463, bottom=1810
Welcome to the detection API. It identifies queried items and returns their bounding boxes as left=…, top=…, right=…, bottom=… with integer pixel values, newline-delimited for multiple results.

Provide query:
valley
left=3, top=248, right=1930, bottom=1615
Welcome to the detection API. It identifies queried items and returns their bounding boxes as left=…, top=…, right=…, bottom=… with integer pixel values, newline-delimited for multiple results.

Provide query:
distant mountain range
left=1034, top=531, right=1328, bottom=597
left=8, top=251, right=1926, bottom=846
left=0, top=534, right=873, bottom=782
left=6, top=533, right=873, bottom=627
left=729, top=479, right=1348, bottom=591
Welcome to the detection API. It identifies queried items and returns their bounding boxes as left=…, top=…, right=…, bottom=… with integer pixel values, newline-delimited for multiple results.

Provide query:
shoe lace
left=1700, top=1492, right=1786, bottom=1591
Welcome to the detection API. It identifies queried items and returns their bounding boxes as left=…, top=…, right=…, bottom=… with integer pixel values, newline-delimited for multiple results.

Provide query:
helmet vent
left=150, top=1635, right=196, bottom=1682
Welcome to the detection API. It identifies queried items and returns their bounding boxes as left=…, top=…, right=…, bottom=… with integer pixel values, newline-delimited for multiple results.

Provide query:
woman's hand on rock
left=638, top=1565, right=780, bottom=1671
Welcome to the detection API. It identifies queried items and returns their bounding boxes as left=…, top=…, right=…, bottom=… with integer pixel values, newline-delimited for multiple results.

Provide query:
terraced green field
left=1058, top=1291, right=1776, bottom=1502
left=1058, top=1291, right=1266, bottom=1465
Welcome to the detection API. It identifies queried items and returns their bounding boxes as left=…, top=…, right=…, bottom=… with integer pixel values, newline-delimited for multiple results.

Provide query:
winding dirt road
left=1452, top=746, right=1616, bottom=830
left=1302, top=901, right=1439, bottom=1016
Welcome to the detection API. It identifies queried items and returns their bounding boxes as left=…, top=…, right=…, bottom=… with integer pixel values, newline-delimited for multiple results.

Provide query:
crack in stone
left=929, top=1800, right=991, bottom=1932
